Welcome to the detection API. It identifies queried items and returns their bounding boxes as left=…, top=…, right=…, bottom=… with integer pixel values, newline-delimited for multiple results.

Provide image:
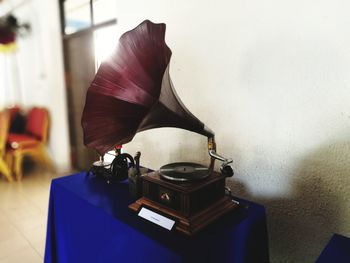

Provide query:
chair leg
left=5, top=153, right=13, bottom=174
left=6, top=147, right=54, bottom=180
left=0, top=158, right=13, bottom=182
left=13, top=151, right=23, bottom=181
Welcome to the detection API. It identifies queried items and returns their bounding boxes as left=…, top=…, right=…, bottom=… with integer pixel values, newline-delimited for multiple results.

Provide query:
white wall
left=116, top=1, right=350, bottom=262
left=0, top=0, right=71, bottom=171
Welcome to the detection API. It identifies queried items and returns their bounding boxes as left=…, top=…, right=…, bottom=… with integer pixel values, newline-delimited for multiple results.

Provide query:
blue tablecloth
left=316, top=234, right=350, bottom=263
left=44, top=172, right=269, bottom=263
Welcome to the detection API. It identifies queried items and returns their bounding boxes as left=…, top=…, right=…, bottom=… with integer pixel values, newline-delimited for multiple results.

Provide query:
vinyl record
left=159, top=162, right=209, bottom=182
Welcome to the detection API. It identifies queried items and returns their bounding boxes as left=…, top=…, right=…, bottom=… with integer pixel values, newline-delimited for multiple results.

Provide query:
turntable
left=129, top=164, right=236, bottom=235
left=81, top=20, right=239, bottom=235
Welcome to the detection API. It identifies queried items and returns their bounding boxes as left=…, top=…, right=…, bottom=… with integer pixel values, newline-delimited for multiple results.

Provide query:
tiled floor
left=0, top=167, right=66, bottom=263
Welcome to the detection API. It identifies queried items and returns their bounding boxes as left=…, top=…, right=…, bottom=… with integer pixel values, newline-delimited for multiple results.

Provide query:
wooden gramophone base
left=129, top=196, right=238, bottom=236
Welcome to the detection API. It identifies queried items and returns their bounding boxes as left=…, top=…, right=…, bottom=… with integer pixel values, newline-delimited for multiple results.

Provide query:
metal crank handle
left=209, top=150, right=233, bottom=165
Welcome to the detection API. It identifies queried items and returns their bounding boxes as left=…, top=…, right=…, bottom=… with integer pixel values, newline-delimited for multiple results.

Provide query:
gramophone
left=82, top=20, right=238, bottom=235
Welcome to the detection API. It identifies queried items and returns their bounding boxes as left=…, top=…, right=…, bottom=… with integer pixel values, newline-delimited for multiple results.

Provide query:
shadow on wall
left=228, top=140, right=350, bottom=263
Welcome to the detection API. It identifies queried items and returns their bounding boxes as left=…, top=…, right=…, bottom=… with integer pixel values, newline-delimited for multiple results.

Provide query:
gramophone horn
left=82, top=20, right=213, bottom=155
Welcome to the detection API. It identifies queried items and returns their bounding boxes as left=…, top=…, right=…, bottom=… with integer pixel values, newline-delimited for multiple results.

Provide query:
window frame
left=59, top=0, right=117, bottom=37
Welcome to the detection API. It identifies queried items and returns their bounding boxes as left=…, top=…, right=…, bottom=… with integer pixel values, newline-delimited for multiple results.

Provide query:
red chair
left=6, top=107, right=53, bottom=180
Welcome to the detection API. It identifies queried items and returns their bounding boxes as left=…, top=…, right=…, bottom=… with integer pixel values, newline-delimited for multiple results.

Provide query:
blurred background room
left=0, top=0, right=350, bottom=262
left=0, top=0, right=116, bottom=262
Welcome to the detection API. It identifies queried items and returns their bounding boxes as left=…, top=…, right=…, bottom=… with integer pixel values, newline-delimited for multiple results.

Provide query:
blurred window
left=93, top=24, right=117, bottom=70
left=63, top=0, right=117, bottom=35
left=64, top=0, right=91, bottom=34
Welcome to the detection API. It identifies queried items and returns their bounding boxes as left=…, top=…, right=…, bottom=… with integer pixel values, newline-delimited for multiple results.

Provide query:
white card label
left=138, top=207, right=175, bottom=230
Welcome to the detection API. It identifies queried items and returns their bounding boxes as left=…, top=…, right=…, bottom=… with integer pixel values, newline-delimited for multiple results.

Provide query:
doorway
left=59, top=0, right=117, bottom=170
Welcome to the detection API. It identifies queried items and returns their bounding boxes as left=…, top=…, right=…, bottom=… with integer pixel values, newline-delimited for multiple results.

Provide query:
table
left=316, top=234, right=350, bottom=263
left=44, top=172, right=269, bottom=263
